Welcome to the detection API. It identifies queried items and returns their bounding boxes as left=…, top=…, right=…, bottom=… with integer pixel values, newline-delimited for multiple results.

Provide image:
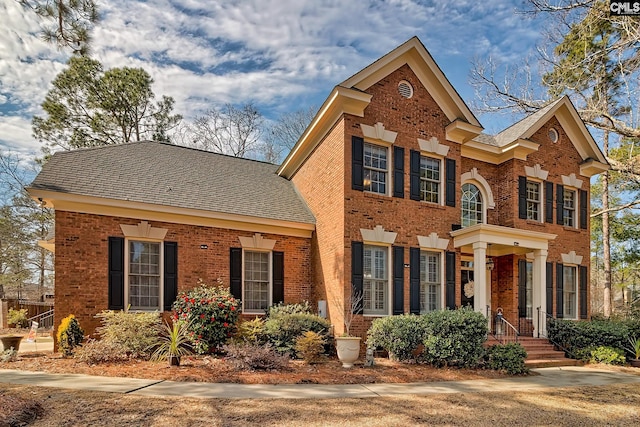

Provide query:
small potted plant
left=151, top=320, right=193, bottom=366
left=626, top=336, right=640, bottom=368
left=334, top=286, right=364, bottom=368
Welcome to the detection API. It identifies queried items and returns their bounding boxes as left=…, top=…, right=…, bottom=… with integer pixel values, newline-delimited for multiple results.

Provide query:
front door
left=461, top=259, right=474, bottom=308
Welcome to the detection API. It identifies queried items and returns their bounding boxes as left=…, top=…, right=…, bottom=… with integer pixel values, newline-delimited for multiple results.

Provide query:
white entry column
left=472, top=242, right=488, bottom=317
left=532, top=249, right=548, bottom=337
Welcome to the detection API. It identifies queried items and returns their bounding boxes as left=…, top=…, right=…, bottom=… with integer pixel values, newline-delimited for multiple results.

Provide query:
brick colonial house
left=28, top=37, right=608, bottom=341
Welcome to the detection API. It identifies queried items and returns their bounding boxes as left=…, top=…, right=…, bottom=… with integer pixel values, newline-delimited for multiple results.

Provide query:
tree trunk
left=602, top=130, right=612, bottom=318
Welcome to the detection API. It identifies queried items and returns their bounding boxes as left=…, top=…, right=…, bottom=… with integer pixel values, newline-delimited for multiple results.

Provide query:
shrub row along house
left=27, top=37, right=608, bottom=342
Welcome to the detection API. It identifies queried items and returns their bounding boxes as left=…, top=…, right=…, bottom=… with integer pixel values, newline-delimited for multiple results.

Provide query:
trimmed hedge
left=485, top=343, right=528, bottom=375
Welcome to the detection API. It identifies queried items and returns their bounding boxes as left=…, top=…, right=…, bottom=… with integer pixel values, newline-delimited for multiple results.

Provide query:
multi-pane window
left=420, top=156, right=440, bottom=203
left=462, top=183, right=483, bottom=227
left=363, top=245, right=388, bottom=315
left=128, top=241, right=161, bottom=310
left=420, top=251, right=441, bottom=313
left=244, top=251, right=270, bottom=312
left=563, top=189, right=576, bottom=227
left=563, top=266, right=577, bottom=319
left=525, top=262, right=533, bottom=319
left=363, top=143, right=387, bottom=195
left=526, top=181, right=541, bottom=221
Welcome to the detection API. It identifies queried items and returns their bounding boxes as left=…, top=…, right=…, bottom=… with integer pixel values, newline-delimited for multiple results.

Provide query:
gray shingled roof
left=29, top=141, right=315, bottom=225
left=493, top=99, right=563, bottom=147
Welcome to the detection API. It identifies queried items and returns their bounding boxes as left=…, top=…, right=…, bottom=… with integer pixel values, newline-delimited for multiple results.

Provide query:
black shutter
left=579, top=189, right=588, bottom=230
left=163, top=241, right=178, bottom=311
left=518, top=259, right=527, bottom=317
left=409, top=150, right=421, bottom=201
left=392, top=246, right=404, bottom=315
left=545, top=181, right=554, bottom=223
left=518, top=176, right=527, bottom=219
left=546, top=262, right=553, bottom=315
left=445, top=251, right=456, bottom=309
left=230, top=248, right=242, bottom=300
left=556, top=184, right=564, bottom=225
left=393, top=146, right=405, bottom=198
left=108, top=237, right=125, bottom=310
left=351, top=242, right=364, bottom=314
left=556, top=263, right=564, bottom=318
left=351, top=136, right=364, bottom=191
left=579, top=265, right=588, bottom=319
left=409, top=248, right=421, bottom=314
left=272, top=251, right=284, bottom=305
left=445, top=158, right=456, bottom=207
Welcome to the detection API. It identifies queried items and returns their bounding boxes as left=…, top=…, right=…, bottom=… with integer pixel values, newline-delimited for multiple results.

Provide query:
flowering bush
left=172, top=280, right=240, bottom=354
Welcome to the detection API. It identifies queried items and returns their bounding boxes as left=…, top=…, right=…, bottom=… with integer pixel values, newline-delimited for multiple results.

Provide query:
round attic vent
left=398, top=80, right=413, bottom=99
left=548, top=128, right=559, bottom=143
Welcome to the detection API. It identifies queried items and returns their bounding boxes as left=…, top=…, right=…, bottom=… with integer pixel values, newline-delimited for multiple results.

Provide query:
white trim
left=362, top=244, right=392, bottom=316
left=418, top=249, right=445, bottom=314
left=241, top=249, right=272, bottom=315
left=360, top=225, right=397, bottom=245
left=417, top=232, right=449, bottom=250
left=418, top=137, right=450, bottom=156
left=524, top=164, right=549, bottom=181
left=363, top=142, right=391, bottom=196
left=239, top=233, right=276, bottom=250
left=124, top=238, right=164, bottom=312
left=561, top=173, right=584, bottom=189
left=120, top=221, right=168, bottom=240
left=561, top=251, right=583, bottom=265
left=461, top=168, right=495, bottom=209
left=360, top=122, right=397, bottom=144
left=562, top=264, right=579, bottom=320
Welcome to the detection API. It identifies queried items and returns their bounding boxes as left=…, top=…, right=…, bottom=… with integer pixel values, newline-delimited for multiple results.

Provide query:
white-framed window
left=363, top=245, right=389, bottom=315
left=127, top=240, right=162, bottom=311
left=420, top=251, right=441, bottom=313
left=243, top=250, right=271, bottom=313
left=563, top=188, right=576, bottom=227
left=363, top=143, right=388, bottom=195
left=526, top=181, right=541, bottom=221
left=420, top=156, right=441, bottom=203
left=563, top=265, right=577, bottom=319
left=525, top=261, right=533, bottom=319
left=462, top=183, right=483, bottom=227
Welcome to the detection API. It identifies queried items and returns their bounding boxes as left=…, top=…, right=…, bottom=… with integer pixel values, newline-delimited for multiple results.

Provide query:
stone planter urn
left=335, top=336, right=361, bottom=368
left=1, top=335, right=24, bottom=352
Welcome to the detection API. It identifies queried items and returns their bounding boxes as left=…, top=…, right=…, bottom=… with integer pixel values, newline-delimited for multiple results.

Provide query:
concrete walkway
left=1, top=366, right=639, bottom=399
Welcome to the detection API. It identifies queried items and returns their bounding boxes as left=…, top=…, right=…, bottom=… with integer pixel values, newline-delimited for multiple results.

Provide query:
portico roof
left=450, top=224, right=557, bottom=256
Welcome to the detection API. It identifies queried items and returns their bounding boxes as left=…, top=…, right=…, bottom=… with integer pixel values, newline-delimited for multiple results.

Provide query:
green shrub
left=57, top=314, right=84, bottom=357
left=223, top=342, right=290, bottom=370
left=233, top=317, right=265, bottom=345
left=295, top=331, right=326, bottom=364
left=150, top=320, right=194, bottom=362
left=262, top=312, right=330, bottom=356
left=485, top=343, right=529, bottom=375
left=172, top=280, right=240, bottom=354
left=267, top=301, right=312, bottom=317
left=421, top=308, right=488, bottom=367
left=588, top=346, right=626, bottom=365
left=366, top=315, right=429, bottom=361
left=7, top=308, right=29, bottom=328
left=94, top=310, right=161, bottom=359
left=75, top=339, right=131, bottom=364
left=547, top=318, right=640, bottom=359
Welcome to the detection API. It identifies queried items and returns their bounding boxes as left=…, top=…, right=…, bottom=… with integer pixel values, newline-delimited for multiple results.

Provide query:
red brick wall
left=53, top=211, right=311, bottom=342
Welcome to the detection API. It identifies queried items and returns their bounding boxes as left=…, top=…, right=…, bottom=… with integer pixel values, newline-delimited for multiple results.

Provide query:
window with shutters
left=563, top=189, right=576, bottom=227
left=526, top=181, right=541, bottom=221
left=363, top=245, right=389, bottom=315
left=420, top=156, right=441, bottom=203
left=461, top=183, right=483, bottom=227
left=243, top=250, right=271, bottom=313
left=420, top=251, right=441, bottom=313
left=525, top=261, right=533, bottom=319
left=127, top=240, right=162, bottom=311
left=563, top=265, right=577, bottom=319
left=363, top=143, right=388, bottom=195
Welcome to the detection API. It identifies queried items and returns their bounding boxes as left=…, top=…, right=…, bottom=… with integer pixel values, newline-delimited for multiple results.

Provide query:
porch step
left=525, top=358, right=584, bottom=368
left=487, top=337, right=579, bottom=368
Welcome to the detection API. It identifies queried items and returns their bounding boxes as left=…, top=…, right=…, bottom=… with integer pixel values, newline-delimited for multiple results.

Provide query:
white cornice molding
left=360, top=225, right=397, bottom=245
left=417, top=232, right=449, bottom=250
left=239, top=233, right=276, bottom=250
left=561, top=173, right=584, bottom=189
left=461, top=168, right=496, bottom=209
left=120, top=221, right=168, bottom=239
left=525, top=164, right=549, bottom=180
left=360, top=122, right=397, bottom=144
left=418, top=137, right=449, bottom=156
left=561, top=251, right=583, bottom=265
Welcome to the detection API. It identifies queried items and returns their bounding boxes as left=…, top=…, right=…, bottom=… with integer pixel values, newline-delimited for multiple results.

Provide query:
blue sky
left=0, top=0, right=546, bottom=161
